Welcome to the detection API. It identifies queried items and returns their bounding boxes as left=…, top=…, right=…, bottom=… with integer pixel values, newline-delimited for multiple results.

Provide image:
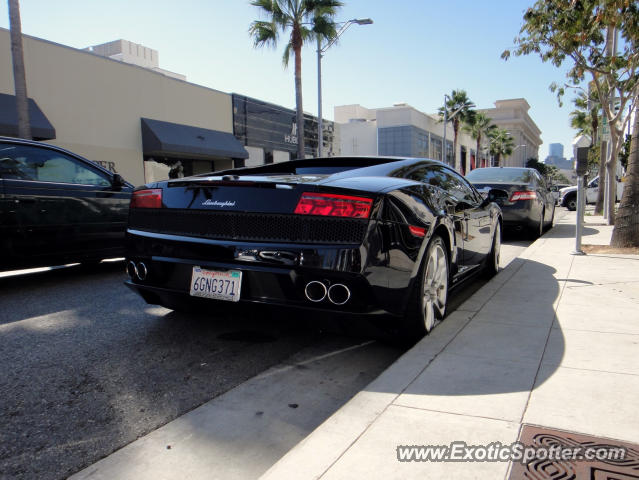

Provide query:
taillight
left=509, top=191, right=537, bottom=201
left=130, top=189, right=162, bottom=208
left=409, top=225, right=426, bottom=237
left=294, top=192, right=373, bottom=218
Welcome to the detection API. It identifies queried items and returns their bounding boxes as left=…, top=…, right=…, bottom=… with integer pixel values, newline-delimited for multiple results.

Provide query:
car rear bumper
left=125, top=229, right=409, bottom=317
left=498, top=201, right=537, bottom=229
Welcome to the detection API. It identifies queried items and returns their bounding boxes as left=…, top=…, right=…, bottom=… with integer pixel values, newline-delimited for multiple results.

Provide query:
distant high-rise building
left=549, top=143, right=564, bottom=158
left=545, top=141, right=572, bottom=170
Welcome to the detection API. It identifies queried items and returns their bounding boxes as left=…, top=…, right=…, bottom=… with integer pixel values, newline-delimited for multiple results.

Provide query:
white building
left=85, top=39, right=187, bottom=81
left=335, top=103, right=487, bottom=174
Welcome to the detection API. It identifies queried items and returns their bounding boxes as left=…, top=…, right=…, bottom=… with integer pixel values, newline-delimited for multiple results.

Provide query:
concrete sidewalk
left=261, top=210, right=639, bottom=479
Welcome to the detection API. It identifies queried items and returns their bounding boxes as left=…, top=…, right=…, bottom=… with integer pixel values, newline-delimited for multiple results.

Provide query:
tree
left=488, top=128, right=514, bottom=167
left=526, top=157, right=548, bottom=176
left=463, top=112, right=496, bottom=169
left=611, top=112, right=639, bottom=246
left=502, top=0, right=639, bottom=234
left=8, top=0, right=31, bottom=139
left=619, top=133, right=631, bottom=169
left=249, top=0, right=342, bottom=160
left=438, top=89, right=476, bottom=172
left=569, top=90, right=600, bottom=143
left=569, top=89, right=607, bottom=213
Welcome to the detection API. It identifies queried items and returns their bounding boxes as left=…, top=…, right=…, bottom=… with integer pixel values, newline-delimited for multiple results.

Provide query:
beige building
left=477, top=98, right=542, bottom=167
left=0, top=28, right=246, bottom=186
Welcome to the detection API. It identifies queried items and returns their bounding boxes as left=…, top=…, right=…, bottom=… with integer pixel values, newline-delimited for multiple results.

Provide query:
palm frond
left=282, top=42, right=293, bottom=67
left=249, top=20, right=278, bottom=47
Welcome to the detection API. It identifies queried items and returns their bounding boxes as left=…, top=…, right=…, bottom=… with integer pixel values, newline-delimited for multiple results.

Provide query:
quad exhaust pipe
left=304, top=281, right=351, bottom=305
left=328, top=284, right=350, bottom=305
left=304, top=281, right=327, bottom=302
left=127, top=260, right=148, bottom=281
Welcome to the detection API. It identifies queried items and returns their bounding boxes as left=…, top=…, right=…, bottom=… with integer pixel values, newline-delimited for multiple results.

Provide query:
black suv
left=0, top=137, right=133, bottom=271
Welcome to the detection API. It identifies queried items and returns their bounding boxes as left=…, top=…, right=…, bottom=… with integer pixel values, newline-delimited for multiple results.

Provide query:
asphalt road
left=0, top=233, right=534, bottom=480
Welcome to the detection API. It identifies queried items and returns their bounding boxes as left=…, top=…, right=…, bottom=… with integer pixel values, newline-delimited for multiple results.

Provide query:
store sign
left=284, top=122, right=298, bottom=145
left=232, top=94, right=332, bottom=156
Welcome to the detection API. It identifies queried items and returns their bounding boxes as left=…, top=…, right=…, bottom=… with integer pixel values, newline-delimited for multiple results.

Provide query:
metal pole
left=317, top=36, right=323, bottom=158
left=572, top=175, right=586, bottom=255
left=603, top=141, right=609, bottom=220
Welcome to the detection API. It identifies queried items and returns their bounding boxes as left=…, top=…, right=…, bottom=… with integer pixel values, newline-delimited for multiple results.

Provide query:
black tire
left=565, top=195, right=577, bottom=211
left=544, top=206, right=555, bottom=231
left=483, top=221, right=501, bottom=278
left=400, top=235, right=449, bottom=342
left=529, top=209, right=544, bottom=240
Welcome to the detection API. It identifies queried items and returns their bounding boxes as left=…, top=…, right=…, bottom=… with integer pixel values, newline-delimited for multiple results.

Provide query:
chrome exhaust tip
left=136, top=261, right=148, bottom=281
left=305, top=281, right=327, bottom=302
left=126, top=260, right=138, bottom=279
left=328, top=283, right=351, bottom=305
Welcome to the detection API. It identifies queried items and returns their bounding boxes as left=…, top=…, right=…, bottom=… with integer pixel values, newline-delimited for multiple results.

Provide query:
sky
left=0, top=0, right=580, bottom=159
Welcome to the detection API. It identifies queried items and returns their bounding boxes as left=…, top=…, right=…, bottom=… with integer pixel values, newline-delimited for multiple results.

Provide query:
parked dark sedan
left=465, top=167, right=555, bottom=238
left=0, top=137, right=133, bottom=271
left=125, top=157, right=502, bottom=340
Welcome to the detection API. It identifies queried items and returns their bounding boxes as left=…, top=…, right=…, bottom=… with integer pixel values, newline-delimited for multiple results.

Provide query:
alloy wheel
left=493, top=222, right=501, bottom=272
left=422, top=243, right=448, bottom=332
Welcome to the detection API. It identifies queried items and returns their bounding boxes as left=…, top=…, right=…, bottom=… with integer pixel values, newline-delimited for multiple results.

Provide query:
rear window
left=466, top=168, right=532, bottom=184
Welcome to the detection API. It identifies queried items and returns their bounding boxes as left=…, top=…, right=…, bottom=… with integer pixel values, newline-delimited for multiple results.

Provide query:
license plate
left=189, top=267, right=242, bottom=302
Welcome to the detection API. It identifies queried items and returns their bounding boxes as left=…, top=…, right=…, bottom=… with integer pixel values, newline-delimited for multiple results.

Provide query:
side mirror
left=111, top=173, right=125, bottom=189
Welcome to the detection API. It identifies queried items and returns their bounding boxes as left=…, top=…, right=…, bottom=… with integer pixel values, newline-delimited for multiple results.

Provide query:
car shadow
left=361, top=257, right=564, bottom=407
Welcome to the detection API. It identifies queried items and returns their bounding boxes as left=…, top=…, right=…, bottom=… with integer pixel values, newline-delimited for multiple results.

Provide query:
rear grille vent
left=128, top=209, right=368, bottom=244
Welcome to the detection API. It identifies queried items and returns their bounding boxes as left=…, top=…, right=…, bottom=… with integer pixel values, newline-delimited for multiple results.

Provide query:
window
left=440, top=168, right=481, bottom=205
left=0, top=144, right=110, bottom=186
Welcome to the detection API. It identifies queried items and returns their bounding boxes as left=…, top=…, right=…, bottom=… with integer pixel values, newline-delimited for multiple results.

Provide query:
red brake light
left=509, top=191, right=537, bottom=201
left=131, top=189, right=162, bottom=208
left=294, top=192, right=373, bottom=218
left=409, top=225, right=426, bottom=237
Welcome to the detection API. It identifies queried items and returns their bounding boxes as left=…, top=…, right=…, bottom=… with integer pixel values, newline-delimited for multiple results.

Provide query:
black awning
left=141, top=117, right=248, bottom=159
left=0, top=93, right=56, bottom=140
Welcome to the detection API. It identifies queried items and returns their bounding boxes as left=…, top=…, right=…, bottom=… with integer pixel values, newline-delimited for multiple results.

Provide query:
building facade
left=549, top=142, right=564, bottom=158
left=477, top=99, right=542, bottom=167
left=232, top=94, right=338, bottom=166
left=0, top=30, right=337, bottom=186
left=335, top=103, right=488, bottom=174
left=85, top=39, right=187, bottom=81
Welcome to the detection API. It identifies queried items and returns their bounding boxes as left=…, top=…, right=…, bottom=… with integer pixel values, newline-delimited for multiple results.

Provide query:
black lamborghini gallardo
left=125, top=157, right=502, bottom=340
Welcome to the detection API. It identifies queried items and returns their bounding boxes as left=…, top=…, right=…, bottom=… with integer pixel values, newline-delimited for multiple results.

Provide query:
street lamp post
left=512, top=143, right=527, bottom=167
left=317, top=18, right=372, bottom=157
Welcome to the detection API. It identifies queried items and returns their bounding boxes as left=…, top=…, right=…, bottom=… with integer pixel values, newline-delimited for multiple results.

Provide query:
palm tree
left=249, top=0, right=342, bottom=160
left=488, top=128, right=514, bottom=167
left=570, top=90, right=600, bottom=146
left=8, top=0, right=31, bottom=139
left=438, top=89, right=475, bottom=172
left=463, top=112, right=496, bottom=169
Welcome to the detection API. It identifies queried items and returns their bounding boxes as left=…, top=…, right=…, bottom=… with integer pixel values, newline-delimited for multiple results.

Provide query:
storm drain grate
left=508, top=425, right=639, bottom=479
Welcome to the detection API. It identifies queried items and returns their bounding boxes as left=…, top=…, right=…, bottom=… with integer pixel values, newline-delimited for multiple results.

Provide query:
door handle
left=14, top=198, right=37, bottom=204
